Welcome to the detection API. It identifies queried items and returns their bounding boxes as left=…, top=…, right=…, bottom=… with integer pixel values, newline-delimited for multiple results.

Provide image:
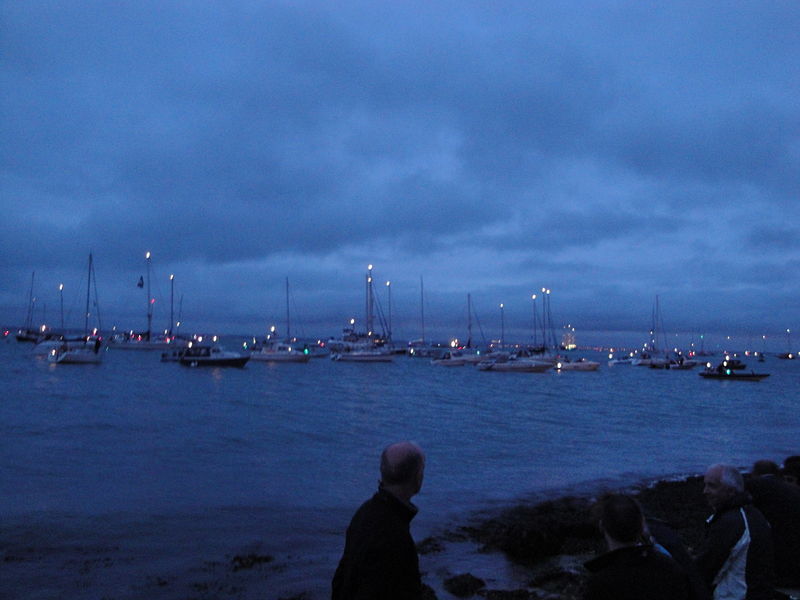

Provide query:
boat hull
left=48, top=348, right=103, bottom=364
left=108, top=339, right=189, bottom=351
left=331, top=352, right=393, bottom=362
left=698, top=371, right=769, bottom=381
left=477, top=359, right=552, bottom=372
left=431, top=359, right=466, bottom=367
left=250, top=352, right=310, bottom=363
left=555, top=361, right=600, bottom=371
left=179, top=356, right=250, bottom=368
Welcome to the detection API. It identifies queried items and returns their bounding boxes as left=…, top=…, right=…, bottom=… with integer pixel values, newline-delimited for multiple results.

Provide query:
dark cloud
left=2, top=1, right=798, bottom=340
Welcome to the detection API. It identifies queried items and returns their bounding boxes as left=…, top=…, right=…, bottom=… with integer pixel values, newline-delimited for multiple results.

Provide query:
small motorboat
left=699, top=361, right=769, bottom=381
left=555, top=357, right=600, bottom=372
left=250, top=341, right=311, bottom=363
left=178, top=343, right=250, bottom=368
left=431, top=351, right=468, bottom=367
left=607, top=353, right=633, bottom=366
left=331, top=348, right=394, bottom=362
left=477, top=355, right=552, bottom=372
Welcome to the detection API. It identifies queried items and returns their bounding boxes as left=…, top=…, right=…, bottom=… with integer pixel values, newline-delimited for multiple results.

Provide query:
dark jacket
left=694, top=492, right=775, bottom=600
left=332, top=488, right=421, bottom=600
left=746, top=474, right=800, bottom=587
left=584, top=544, right=692, bottom=600
left=648, top=518, right=712, bottom=600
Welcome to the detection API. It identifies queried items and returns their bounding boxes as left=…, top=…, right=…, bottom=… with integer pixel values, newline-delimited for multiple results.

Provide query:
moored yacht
left=250, top=340, right=311, bottom=363
left=177, top=342, right=250, bottom=368
left=47, top=253, right=105, bottom=365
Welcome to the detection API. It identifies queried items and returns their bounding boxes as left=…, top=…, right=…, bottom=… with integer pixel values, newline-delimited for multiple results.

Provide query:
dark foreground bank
left=4, top=473, right=794, bottom=599
left=414, top=474, right=711, bottom=600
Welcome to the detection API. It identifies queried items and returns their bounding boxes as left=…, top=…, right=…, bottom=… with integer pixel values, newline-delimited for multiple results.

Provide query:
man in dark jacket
left=332, top=441, right=425, bottom=600
left=695, top=464, right=775, bottom=600
left=746, top=462, right=800, bottom=588
left=584, top=494, right=692, bottom=600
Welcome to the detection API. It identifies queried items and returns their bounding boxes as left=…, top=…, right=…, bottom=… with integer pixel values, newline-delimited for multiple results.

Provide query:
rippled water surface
left=1, top=340, right=798, bottom=598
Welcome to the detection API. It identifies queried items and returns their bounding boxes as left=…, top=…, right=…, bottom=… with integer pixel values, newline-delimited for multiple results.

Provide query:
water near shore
left=1, top=340, right=798, bottom=598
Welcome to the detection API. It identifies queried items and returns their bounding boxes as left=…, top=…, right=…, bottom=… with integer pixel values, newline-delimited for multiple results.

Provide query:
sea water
left=1, top=340, right=798, bottom=599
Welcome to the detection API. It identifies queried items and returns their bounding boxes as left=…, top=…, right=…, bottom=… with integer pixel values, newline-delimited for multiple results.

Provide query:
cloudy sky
left=2, top=1, right=798, bottom=347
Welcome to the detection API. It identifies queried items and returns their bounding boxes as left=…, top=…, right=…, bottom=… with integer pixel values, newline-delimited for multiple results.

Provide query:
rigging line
left=471, top=302, right=487, bottom=346
left=91, top=255, right=103, bottom=331
left=371, top=285, right=389, bottom=337
left=288, top=288, right=307, bottom=340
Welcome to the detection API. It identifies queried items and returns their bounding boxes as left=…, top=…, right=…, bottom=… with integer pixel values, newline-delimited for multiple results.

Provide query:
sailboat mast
left=285, top=277, right=291, bottom=340
left=176, top=294, right=184, bottom=335
left=467, top=293, right=472, bottom=348
left=26, top=271, right=36, bottom=330
left=145, top=251, right=153, bottom=340
left=84, top=253, right=93, bottom=336
left=169, top=273, right=175, bottom=337
left=420, top=275, right=425, bottom=343
left=366, top=265, right=374, bottom=338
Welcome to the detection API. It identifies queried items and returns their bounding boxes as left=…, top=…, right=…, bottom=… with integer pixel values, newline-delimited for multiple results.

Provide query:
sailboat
left=777, top=329, right=795, bottom=359
left=330, top=265, right=393, bottom=362
left=48, top=253, right=104, bottom=364
left=454, top=294, right=502, bottom=364
left=15, top=272, right=40, bottom=343
left=108, top=252, right=187, bottom=350
left=631, top=295, right=669, bottom=366
left=251, top=278, right=311, bottom=363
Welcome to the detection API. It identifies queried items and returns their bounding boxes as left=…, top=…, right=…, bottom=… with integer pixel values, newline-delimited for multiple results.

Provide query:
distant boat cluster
left=6, top=261, right=797, bottom=375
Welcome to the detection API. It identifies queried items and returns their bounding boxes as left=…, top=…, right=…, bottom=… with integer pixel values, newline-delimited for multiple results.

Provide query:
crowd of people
left=331, top=444, right=799, bottom=600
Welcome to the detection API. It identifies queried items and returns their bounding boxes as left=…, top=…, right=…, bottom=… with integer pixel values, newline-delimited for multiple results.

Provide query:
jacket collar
left=707, top=491, right=752, bottom=524
left=584, top=544, right=654, bottom=572
left=376, top=486, right=418, bottom=522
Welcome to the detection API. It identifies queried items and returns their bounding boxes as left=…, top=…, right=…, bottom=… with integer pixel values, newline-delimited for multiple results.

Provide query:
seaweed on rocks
left=634, top=475, right=708, bottom=551
left=460, top=497, right=602, bottom=565
left=423, top=475, right=715, bottom=600
left=444, top=573, right=487, bottom=597
left=230, top=553, right=274, bottom=571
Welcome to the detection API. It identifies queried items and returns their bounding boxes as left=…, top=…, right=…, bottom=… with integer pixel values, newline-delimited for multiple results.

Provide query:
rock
left=528, top=566, right=585, bottom=598
left=230, top=553, right=273, bottom=571
left=444, top=573, right=487, bottom=597
left=418, top=536, right=446, bottom=554
left=463, top=497, right=600, bottom=565
left=635, top=476, right=708, bottom=551
left=478, top=589, right=539, bottom=599
left=421, top=582, right=439, bottom=600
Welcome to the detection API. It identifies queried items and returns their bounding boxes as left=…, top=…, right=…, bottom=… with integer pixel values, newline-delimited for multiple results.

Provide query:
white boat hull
left=555, top=360, right=600, bottom=371
left=108, top=340, right=188, bottom=351
left=48, top=347, right=103, bottom=364
left=477, top=359, right=552, bottom=372
left=331, top=352, right=394, bottom=362
left=431, top=358, right=467, bottom=367
left=33, top=341, right=64, bottom=356
left=250, top=351, right=311, bottom=363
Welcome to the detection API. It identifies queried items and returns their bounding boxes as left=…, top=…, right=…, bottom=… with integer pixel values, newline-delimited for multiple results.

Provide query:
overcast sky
left=2, top=1, right=798, bottom=348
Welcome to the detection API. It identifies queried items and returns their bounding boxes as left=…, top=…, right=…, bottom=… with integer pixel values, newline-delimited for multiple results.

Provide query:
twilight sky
left=2, top=1, right=798, bottom=347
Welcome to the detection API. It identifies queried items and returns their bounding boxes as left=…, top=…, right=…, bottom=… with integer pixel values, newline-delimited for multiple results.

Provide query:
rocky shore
left=416, top=474, right=710, bottom=600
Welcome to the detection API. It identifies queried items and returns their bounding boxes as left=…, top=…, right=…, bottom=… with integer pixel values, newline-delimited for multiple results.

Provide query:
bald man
left=695, top=464, right=775, bottom=600
left=332, top=442, right=425, bottom=600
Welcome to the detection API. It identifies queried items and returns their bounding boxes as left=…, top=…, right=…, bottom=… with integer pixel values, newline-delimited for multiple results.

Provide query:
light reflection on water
left=1, top=341, right=798, bottom=598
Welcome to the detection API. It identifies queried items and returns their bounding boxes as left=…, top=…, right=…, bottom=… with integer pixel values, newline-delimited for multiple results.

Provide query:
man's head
left=751, top=459, right=780, bottom=477
left=597, top=494, right=645, bottom=549
left=783, top=456, right=800, bottom=486
left=704, top=464, right=744, bottom=510
left=380, top=441, right=425, bottom=501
